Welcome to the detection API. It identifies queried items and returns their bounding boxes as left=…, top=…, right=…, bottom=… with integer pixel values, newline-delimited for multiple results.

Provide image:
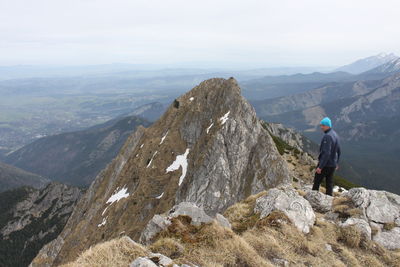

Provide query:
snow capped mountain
left=364, top=57, right=400, bottom=74
left=336, top=52, right=399, bottom=74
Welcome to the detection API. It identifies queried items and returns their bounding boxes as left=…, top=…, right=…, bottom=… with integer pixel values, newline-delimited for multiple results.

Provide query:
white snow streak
left=106, top=187, right=130, bottom=204
left=101, top=206, right=108, bottom=216
left=156, top=192, right=164, bottom=199
left=140, top=144, right=144, bottom=148
left=189, top=97, right=194, bottom=101
left=206, top=122, right=214, bottom=134
left=333, top=185, right=348, bottom=193
left=219, top=111, right=230, bottom=125
left=97, top=217, right=107, bottom=227
left=160, top=131, right=169, bottom=144
left=166, top=148, right=190, bottom=186
left=147, top=151, right=158, bottom=168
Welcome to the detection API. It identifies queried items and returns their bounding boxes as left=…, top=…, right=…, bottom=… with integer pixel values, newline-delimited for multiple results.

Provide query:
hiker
left=312, top=117, right=341, bottom=196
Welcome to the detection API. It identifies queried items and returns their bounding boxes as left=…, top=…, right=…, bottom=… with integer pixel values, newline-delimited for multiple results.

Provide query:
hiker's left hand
left=316, top=168, right=322, bottom=174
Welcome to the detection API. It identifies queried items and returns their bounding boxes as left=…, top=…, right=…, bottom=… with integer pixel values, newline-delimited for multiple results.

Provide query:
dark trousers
left=312, top=166, right=335, bottom=196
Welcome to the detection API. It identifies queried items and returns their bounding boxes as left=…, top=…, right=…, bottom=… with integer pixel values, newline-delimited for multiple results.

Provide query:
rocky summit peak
left=31, top=77, right=291, bottom=266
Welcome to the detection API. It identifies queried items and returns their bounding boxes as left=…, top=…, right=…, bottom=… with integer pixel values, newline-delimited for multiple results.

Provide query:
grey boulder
left=373, top=227, right=400, bottom=250
left=130, top=257, right=158, bottom=267
left=304, top=190, right=333, bottom=213
left=254, top=187, right=315, bottom=233
left=339, top=218, right=372, bottom=240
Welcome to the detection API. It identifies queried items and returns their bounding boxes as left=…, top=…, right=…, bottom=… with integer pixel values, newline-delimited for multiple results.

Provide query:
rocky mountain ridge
left=29, top=77, right=400, bottom=267
left=30, top=77, right=293, bottom=266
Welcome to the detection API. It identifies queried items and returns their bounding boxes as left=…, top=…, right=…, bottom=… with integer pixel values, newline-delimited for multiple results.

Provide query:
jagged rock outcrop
left=252, top=185, right=400, bottom=250
left=263, top=122, right=318, bottom=158
left=31, top=77, right=291, bottom=266
left=342, top=187, right=400, bottom=249
left=0, top=182, right=81, bottom=267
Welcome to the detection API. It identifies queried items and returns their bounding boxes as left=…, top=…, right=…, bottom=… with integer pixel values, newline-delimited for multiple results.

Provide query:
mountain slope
left=0, top=161, right=49, bottom=192
left=5, top=115, right=151, bottom=186
left=0, top=183, right=81, bottom=267
left=32, top=77, right=292, bottom=266
left=336, top=53, right=399, bottom=74
left=127, top=102, right=167, bottom=122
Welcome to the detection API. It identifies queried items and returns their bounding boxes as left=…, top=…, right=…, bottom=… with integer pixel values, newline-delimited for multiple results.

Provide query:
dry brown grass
left=383, top=222, right=397, bottom=231
left=149, top=237, right=184, bottom=259
left=60, top=236, right=148, bottom=267
left=223, top=191, right=266, bottom=234
left=296, top=189, right=307, bottom=197
left=338, top=225, right=362, bottom=248
left=332, top=196, right=363, bottom=219
left=154, top=215, right=272, bottom=266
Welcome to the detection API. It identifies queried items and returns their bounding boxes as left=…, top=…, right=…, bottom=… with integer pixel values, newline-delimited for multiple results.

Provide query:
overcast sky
left=1, top=0, right=399, bottom=67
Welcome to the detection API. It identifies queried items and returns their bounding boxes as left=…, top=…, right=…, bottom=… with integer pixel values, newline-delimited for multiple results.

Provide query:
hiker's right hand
left=336, top=165, right=339, bottom=170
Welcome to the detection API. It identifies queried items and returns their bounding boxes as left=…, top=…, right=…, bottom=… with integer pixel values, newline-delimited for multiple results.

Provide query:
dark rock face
left=31, top=77, right=291, bottom=266
left=0, top=182, right=81, bottom=267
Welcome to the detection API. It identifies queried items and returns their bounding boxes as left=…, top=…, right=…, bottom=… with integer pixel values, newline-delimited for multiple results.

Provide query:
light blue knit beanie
left=320, top=117, right=332, bottom=127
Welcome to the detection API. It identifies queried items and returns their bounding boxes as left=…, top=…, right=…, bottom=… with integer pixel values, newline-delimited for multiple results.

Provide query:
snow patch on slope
left=160, top=131, right=169, bottom=144
left=106, top=187, right=130, bottom=204
left=147, top=151, right=158, bottom=168
left=166, top=148, right=190, bottom=186
left=206, top=122, right=214, bottom=134
left=219, top=111, right=230, bottom=125
left=97, top=217, right=107, bottom=227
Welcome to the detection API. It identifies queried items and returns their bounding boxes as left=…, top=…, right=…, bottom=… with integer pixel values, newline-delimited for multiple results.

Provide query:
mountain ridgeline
left=0, top=161, right=49, bottom=193
left=30, top=77, right=298, bottom=266
left=5, top=115, right=151, bottom=186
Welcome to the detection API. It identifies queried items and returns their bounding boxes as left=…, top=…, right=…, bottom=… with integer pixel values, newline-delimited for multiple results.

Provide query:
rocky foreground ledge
left=51, top=184, right=400, bottom=267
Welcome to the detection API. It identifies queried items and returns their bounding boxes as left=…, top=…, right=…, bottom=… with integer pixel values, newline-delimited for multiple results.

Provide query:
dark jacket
left=318, top=128, right=341, bottom=169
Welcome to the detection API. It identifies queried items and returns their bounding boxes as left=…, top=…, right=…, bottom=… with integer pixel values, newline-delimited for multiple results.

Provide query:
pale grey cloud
left=0, top=0, right=399, bottom=66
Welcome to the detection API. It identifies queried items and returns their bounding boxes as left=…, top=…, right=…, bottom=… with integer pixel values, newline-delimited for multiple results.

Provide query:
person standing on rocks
left=312, top=117, right=341, bottom=196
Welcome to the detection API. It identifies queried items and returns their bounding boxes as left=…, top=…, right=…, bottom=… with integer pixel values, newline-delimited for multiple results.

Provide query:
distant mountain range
left=363, top=57, right=400, bottom=75
left=335, top=52, right=399, bottom=74
left=241, top=53, right=399, bottom=100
